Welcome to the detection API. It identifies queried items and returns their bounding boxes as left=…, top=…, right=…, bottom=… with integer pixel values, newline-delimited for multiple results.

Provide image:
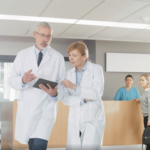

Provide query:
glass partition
left=0, top=55, right=17, bottom=102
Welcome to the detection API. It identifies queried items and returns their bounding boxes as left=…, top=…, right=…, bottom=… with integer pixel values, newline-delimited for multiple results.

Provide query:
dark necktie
left=37, top=52, right=43, bottom=67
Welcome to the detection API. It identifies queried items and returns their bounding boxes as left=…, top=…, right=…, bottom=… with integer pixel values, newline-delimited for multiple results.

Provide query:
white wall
left=0, top=36, right=81, bottom=56
left=96, top=40, right=150, bottom=100
left=0, top=36, right=96, bottom=63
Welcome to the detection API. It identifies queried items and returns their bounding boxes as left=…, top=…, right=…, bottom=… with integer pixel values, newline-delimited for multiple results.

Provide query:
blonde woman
left=61, top=42, right=105, bottom=150
left=133, top=74, right=150, bottom=150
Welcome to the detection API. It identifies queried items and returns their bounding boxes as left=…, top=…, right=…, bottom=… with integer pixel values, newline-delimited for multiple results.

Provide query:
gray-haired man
left=8, top=22, right=65, bottom=150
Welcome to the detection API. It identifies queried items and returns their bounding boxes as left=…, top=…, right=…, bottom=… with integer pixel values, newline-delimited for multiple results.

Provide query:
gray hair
left=35, top=22, right=53, bottom=35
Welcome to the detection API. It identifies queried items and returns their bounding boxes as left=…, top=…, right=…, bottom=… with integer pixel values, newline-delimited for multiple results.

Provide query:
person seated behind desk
left=114, top=74, right=140, bottom=101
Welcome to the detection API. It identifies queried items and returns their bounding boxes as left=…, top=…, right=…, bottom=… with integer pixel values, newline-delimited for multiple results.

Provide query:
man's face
left=33, top=26, right=52, bottom=51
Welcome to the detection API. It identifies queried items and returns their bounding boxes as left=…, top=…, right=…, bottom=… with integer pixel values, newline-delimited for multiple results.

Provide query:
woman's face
left=68, top=49, right=86, bottom=68
left=125, top=77, right=133, bottom=86
left=140, top=76, right=149, bottom=87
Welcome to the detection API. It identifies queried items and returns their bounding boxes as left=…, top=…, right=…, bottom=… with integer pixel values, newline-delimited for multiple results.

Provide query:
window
left=0, top=56, right=19, bottom=101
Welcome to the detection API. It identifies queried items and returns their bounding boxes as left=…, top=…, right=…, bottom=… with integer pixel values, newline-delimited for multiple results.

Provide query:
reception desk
left=1, top=101, right=144, bottom=149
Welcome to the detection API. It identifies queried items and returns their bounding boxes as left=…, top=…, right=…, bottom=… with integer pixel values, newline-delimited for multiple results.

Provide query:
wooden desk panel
left=103, top=101, right=143, bottom=145
left=11, top=101, right=69, bottom=149
left=2, top=101, right=144, bottom=149
left=48, top=101, right=69, bottom=148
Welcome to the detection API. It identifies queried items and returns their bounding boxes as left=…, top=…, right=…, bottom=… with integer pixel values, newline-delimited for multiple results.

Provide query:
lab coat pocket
left=16, top=101, right=24, bottom=121
left=42, top=99, right=57, bottom=119
left=89, top=102, right=102, bottom=121
left=90, top=101, right=101, bottom=108
left=43, top=67, right=57, bottom=81
left=90, top=106, right=101, bottom=121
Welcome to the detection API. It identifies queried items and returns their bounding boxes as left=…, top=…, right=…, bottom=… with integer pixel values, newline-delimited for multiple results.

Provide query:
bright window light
left=0, top=14, right=77, bottom=24
left=76, top=20, right=150, bottom=29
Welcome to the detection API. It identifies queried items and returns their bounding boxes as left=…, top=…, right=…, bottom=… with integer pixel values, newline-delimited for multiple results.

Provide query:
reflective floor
left=0, top=145, right=144, bottom=150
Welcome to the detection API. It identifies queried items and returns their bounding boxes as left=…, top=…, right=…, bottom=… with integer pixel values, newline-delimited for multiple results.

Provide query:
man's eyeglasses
left=35, top=31, right=52, bottom=39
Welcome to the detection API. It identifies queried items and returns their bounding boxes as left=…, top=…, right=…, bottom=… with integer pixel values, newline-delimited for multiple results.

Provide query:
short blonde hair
left=67, top=41, right=91, bottom=62
left=141, top=74, right=150, bottom=88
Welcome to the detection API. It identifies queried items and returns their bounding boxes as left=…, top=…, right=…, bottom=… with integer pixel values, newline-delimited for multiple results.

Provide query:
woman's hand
left=84, top=99, right=92, bottom=102
left=132, top=98, right=140, bottom=103
left=61, top=80, right=77, bottom=90
left=147, top=122, right=150, bottom=126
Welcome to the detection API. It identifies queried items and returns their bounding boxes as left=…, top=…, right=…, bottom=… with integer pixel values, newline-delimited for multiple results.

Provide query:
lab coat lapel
left=70, top=68, right=76, bottom=84
left=38, top=46, right=53, bottom=69
left=28, top=46, right=38, bottom=71
left=72, top=71, right=76, bottom=84
left=81, top=70, right=89, bottom=83
left=68, top=69, right=76, bottom=94
left=71, top=68, right=76, bottom=84
left=81, top=61, right=92, bottom=83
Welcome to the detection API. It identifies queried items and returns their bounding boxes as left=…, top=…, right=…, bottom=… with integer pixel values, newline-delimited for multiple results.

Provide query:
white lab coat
left=62, top=61, right=105, bottom=150
left=8, top=45, right=65, bottom=144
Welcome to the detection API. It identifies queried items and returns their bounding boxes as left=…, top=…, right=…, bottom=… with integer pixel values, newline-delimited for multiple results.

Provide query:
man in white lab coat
left=8, top=22, right=65, bottom=150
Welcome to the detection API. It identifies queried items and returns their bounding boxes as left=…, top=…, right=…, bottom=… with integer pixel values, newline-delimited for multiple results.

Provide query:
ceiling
left=1, top=0, right=150, bottom=42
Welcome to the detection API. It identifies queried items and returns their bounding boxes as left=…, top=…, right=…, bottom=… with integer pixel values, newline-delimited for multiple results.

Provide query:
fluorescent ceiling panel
left=1, top=14, right=150, bottom=30
left=0, top=14, right=77, bottom=24
left=76, top=20, right=149, bottom=29
left=146, top=26, right=150, bottom=29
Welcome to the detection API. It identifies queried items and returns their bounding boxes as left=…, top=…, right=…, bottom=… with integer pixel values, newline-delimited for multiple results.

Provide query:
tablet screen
left=33, top=78, right=58, bottom=89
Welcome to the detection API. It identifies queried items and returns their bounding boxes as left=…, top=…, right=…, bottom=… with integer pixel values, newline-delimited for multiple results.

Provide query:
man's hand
left=61, top=80, right=77, bottom=90
left=39, top=84, right=58, bottom=97
left=22, top=69, right=37, bottom=84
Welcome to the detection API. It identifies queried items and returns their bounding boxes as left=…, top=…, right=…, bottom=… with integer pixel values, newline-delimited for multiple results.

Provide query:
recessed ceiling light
left=141, top=17, right=149, bottom=23
left=76, top=20, right=149, bottom=29
left=0, top=14, right=77, bottom=24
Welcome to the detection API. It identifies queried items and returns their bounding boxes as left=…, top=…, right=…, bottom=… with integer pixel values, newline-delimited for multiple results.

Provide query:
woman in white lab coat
left=61, top=41, right=105, bottom=150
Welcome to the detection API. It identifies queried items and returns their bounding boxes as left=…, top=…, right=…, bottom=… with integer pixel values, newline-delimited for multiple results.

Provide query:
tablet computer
left=33, top=78, right=58, bottom=89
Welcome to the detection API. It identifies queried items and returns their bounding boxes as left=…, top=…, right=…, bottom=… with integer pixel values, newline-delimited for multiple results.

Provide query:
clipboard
left=33, top=78, right=58, bottom=89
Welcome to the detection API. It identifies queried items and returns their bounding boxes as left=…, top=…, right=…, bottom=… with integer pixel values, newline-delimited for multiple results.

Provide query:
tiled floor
left=0, top=145, right=144, bottom=150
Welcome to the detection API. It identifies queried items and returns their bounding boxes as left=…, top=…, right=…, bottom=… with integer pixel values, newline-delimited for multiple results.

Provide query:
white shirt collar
left=75, top=61, right=87, bottom=73
left=144, top=88, right=150, bottom=91
left=34, top=45, right=47, bottom=56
